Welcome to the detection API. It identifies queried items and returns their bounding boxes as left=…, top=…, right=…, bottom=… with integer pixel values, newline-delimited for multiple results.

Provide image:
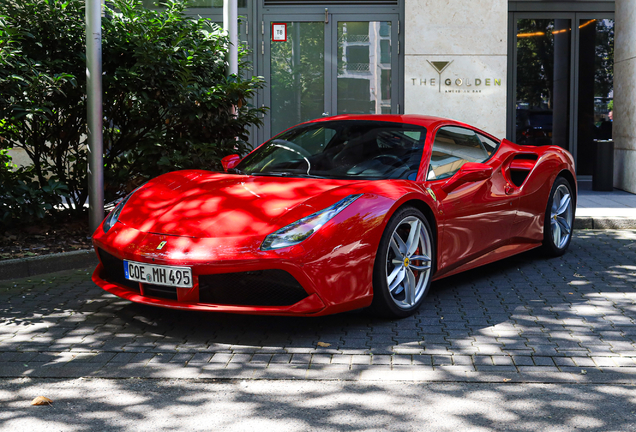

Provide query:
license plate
left=123, top=260, right=192, bottom=288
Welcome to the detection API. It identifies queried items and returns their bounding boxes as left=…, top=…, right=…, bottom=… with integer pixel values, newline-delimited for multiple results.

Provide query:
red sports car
left=92, top=115, right=576, bottom=318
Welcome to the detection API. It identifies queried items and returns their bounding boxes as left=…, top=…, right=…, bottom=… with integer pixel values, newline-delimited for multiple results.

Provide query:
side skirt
left=432, top=241, right=541, bottom=281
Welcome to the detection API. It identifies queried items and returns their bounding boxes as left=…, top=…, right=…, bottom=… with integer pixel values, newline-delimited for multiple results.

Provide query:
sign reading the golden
left=410, top=60, right=503, bottom=93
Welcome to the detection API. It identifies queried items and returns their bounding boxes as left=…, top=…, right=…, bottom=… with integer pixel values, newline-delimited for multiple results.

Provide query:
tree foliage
left=0, top=0, right=265, bottom=227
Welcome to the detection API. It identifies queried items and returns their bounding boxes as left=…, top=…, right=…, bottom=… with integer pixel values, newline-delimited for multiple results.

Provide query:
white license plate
left=123, top=260, right=193, bottom=288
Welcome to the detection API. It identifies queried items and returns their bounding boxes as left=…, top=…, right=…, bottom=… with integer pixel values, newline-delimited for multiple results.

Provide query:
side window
left=477, top=133, right=499, bottom=156
left=427, top=126, right=490, bottom=180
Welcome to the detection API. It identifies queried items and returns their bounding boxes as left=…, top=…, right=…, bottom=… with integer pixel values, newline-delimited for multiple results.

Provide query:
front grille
left=198, top=270, right=308, bottom=306
left=143, top=284, right=178, bottom=301
left=97, top=248, right=140, bottom=292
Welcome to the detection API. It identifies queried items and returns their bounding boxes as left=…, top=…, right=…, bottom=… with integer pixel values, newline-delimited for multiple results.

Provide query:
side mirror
left=221, top=154, right=241, bottom=172
left=442, top=162, right=493, bottom=193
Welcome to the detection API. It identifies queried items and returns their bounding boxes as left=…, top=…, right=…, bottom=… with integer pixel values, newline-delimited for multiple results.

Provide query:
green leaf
left=0, top=0, right=266, bottom=228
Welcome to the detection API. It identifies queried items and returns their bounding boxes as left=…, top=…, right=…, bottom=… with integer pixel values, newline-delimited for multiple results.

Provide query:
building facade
left=169, top=0, right=632, bottom=193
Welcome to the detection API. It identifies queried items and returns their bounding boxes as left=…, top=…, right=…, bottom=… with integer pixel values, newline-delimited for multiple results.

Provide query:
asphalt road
left=2, top=379, right=636, bottom=431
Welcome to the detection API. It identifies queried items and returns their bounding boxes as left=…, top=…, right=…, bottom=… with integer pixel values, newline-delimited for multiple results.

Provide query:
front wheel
left=542, top=176, right=575, bottom=256
left=370, top=207, right=435, bottom=318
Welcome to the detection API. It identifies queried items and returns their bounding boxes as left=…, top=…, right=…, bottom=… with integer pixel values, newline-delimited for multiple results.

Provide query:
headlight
left=102, top=189, right=139, bottom=233
left=261, top=194, right=363, bottom=251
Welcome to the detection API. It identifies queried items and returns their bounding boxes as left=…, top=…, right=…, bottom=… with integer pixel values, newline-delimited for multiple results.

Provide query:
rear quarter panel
left=506, top=142, right=577, bottom=241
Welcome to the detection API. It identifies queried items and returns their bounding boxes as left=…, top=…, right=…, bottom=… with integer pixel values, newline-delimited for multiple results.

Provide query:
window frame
left=236, top=119, right=427, bottom=180
left=426, top=125, right=500, bottom=182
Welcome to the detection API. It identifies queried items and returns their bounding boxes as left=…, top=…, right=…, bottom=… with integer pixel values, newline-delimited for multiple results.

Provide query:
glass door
left=509, top=9, right=615, bottom=176
left=263, top=15, right=329, bottom=139
left=575, top=17, right=614, bottom=176
left=333, top=17, right=398, bottom=116
left=261, top=14, right=399, bottom=140
left=514, top=17, right=572, bottom=149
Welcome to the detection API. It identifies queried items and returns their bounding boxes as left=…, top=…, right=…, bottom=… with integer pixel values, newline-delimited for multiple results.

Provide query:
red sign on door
left=272, top=23, right=287, bottom=42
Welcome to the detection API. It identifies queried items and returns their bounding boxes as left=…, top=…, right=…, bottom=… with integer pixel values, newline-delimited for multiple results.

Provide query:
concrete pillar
left=614, top=0, right=636, bottom=193
left=404, top=0, right=508, bottom=138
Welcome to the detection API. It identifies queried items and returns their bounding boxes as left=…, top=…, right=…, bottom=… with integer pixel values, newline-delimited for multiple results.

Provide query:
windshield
left=236, top=120, right=427, bottom=180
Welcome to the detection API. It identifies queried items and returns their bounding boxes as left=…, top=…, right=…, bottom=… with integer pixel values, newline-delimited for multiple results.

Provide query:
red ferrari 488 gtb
left=92, top=115, right=576, bottom=318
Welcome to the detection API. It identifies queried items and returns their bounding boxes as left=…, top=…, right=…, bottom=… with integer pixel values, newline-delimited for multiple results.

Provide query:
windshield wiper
left=254, top=171, right=325, bottom=179
left=227, top=167, right=247, bottom=175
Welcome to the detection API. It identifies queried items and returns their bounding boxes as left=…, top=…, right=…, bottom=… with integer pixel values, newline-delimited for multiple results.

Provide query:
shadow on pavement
left=1, top=378, right=636, bottom=431
left=0, top=230, right=635, bottom=372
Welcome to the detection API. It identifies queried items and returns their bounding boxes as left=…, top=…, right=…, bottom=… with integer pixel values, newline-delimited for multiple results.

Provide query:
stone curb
left=0, top=249, right=97, bottom=281
left=0, top=217, right=634, bottom=281
left=2, top=361, right=636, bottom=384
left=574, top=217, right=636, bottom=229
left=3, top=349, right=636, bottom=383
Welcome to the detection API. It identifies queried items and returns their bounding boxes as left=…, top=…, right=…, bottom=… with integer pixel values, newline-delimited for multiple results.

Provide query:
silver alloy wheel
left=550, top=184, right=574, bottom=249
left=385, top=216, right=432, bottom=309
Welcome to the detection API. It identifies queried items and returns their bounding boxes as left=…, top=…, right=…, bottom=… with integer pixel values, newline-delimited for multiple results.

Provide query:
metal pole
left=86, top=0, right=104, bottom=233
left=223, top=0, right=238, bottom=77
left=292, top=23, right=301, bottom=123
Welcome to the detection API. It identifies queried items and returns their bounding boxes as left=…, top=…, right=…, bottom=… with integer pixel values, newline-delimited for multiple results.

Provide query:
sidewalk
left=3, top=380, right=636, bottom=431
left=575, top=179, right=636, bottom=229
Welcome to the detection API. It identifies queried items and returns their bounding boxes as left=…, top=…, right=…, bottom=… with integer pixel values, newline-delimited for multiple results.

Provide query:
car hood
left=117, top=170, right=365, bottom=238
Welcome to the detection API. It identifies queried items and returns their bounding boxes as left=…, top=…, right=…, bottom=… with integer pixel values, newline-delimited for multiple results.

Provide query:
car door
left=426, top=125, right=519, bottom=274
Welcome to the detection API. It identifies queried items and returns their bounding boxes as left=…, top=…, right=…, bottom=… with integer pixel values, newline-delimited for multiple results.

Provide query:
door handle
left=505, top=184, right=514, bottom=195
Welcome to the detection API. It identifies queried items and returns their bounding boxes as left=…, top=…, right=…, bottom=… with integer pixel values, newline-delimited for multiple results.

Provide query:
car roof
left=307, top=114, right=469, bottom=131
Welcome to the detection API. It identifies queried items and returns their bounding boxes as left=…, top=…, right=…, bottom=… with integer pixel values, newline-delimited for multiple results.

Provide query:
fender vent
left=509, top=154, right=538, bottom=187
left=198, top=270, right=308, bottom=306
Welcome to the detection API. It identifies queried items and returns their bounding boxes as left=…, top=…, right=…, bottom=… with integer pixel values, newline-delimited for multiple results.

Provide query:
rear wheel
left=542, top=176, right=575, bottom=256
left=370, top=207, right=434, bottom=318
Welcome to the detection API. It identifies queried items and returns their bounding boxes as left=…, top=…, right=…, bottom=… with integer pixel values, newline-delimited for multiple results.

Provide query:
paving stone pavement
left=1, top=230, right=636, bottom=382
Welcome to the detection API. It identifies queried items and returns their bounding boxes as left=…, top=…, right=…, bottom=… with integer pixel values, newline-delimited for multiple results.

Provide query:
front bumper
left=90, top=192, right=394, bottom=316
left=91, top=225, right=375, bottom=316
left=92, top=246, right=328, bottom=315
left=92, top=264, right=328, bottom=315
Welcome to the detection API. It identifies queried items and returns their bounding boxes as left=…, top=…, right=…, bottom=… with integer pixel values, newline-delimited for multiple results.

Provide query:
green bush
left=100, top=0, right=265, bottom=196
left=0, top=0, right=265, bottom=226
left=0, top=0, right=89, bottom=221
left=0, top=150, right=69, bottom=226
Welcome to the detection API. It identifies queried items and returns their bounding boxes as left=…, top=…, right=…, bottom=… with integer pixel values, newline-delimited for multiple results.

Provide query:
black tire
left=370, top=207, right=435, bottom=318
left=542, top=176, right=576, bottom=257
